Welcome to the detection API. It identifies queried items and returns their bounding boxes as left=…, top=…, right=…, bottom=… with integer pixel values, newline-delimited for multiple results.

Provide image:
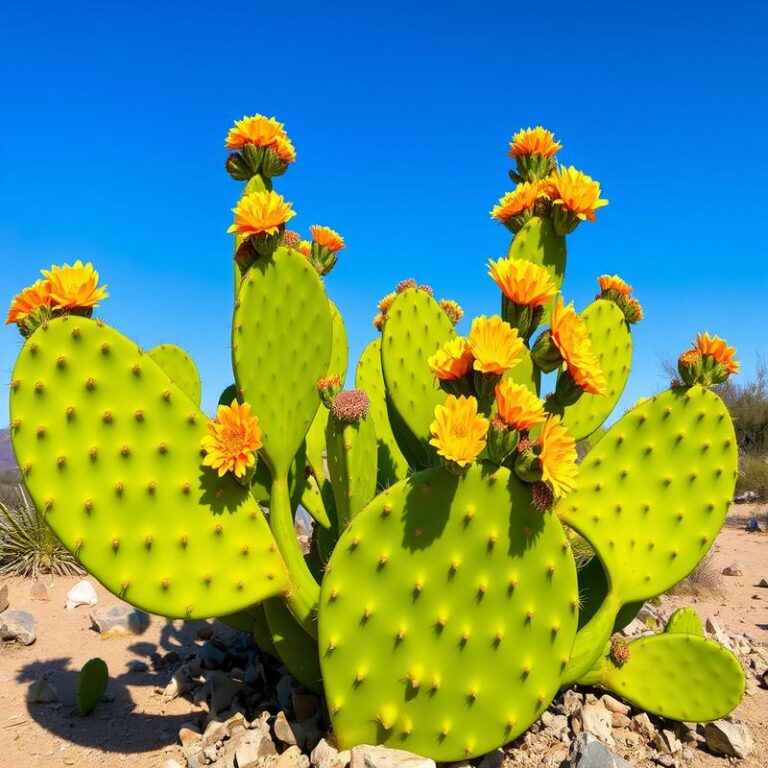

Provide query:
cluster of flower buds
left=5, top=262, right=109, bottom=338
left=372, top=280, right=462, bottom=331
left=677, top=333, right=739, bottom=387
left=595, top=274, right=643, bottom=324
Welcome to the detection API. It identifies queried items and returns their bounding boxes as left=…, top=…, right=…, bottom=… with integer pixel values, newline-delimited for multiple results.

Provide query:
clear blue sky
left=2, top=1, right=766, bottom=426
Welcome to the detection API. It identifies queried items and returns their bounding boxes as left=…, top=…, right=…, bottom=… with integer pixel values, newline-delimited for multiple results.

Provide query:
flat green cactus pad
left=665, top=607, right=704, bottom=636
left=381, top=289, right=455, bottom=468
left=147, top=343, right=202, bottom=407
left=559, top=300, right=631, bottom=441
left=9, top=317, right=289, bottom=618
left=318, top=464, right=578, bottom=759
left=504, top=216, right=566, bottom=321
left=355, top=338, right=409, bottom=488
left=77, top=657, right=108, bottom=715
left=559, top=386, right=737, bottom=603
left=328, top=300, right=349, bottom=381
left=589, top=634, right=745, bottom=722
left=233, top=247, right=332, bottom=477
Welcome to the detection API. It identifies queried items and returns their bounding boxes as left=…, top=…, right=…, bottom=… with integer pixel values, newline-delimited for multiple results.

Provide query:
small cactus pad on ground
left=381, top=289, right=455, bottom=468
left=355, top=339, right=409, bottom=487
left=579, top=633, right=744, bottom=722
left=9, top=318, right=289, bottom=618
left=147, top=343, right=202, bottom=407
left=77, top=657, right=108, bottom=715
left=559, top=300, right=631, bottom=440
left=318, top=464, right=578, bottom=760
left=233, top=247, right=332, bottom=477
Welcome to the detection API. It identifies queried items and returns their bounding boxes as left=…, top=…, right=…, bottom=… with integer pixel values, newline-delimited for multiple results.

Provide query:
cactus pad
left=665, top=607, right=704, bottom=636
left=77, top=657, right=108, bottom=715
left=318, top=464, right=578, bottom=759
left=147, top=344, right=202, bottom=407
left=559, top=300, right=631, bottom=441
left=233, top=247, right=332, bottom=477
left=9, top=318, right=289, bottom=618
left=381, top=289, right=455, bottom=468
left=355, top=339, right=409, bottom=487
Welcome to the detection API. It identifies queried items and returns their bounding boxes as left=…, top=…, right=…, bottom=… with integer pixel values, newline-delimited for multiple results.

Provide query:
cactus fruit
left=381, top=289, right=455, bottom=468
left=558, top=300, right=631, bottom=440
left=77, top=657, right=108, bottom=715
left=9, top=317, right=288, bottom=618
left=355, top=339, right=409, bottom=488
left=147, top=344, right=202, bottom=407
left=318, top=464, right=578, bottom=759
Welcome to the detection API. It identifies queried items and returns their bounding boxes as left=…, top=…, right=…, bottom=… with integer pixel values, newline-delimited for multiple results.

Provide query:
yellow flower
left=490, top=182, right=545, bottom=221
left=467, top=315, right=525, bottom=375
left=225, top=114, right=287, bottom=150
left=550, top=298, right=606, bottom=395
left=695, top=333, right=739, bottom=374
left=378, top=292, right=397, bottom=314
left=429, top=395, right=489, bottom=468
left=201, top=400, right=263, bottom=478
left=272, top=135, right=296, bottom=163
left=227, top=190, right=296, bottom=237
left=310, top=225, right=345, bottom=253
left=548, top=165, right=608, bottom=222
left=5, top=279, right=52, bottom=325
left=428, top=337, right=474, bottom=381
left=488, top=258, right=557, bottom=308
left=43, top=261, right=109, bottom=311
left=494, top=380, right=547, bottom=431
left=298, top=240, right=312, bottom=258
left=597, top=274, right=632, bottom=297
left=539, top=416, right=578, bottom=498
left=372, top=313, right=386, bottom=331
left=508, top=127, right=562, bottom=158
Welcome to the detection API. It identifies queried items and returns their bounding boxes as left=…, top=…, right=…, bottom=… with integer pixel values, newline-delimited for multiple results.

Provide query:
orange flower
left=467, top=315, right=525, bottom=375
left=488, top=258, right=557, bottom=308
left=428, top=338, right=474, bottom=381
left=225, top=114, right=287, bottom=150
left=695, top=333, right=739, bottom=374
left=298, top=240, right=312, bottom=258
left=508, top=127, right=562, bottom=158
left=201, top=400, right=263, bottom=478
left=372, top=313, right=386, bottom=331
left=227, top=190, right=296, bottom=237
left=310, top=226, right=345, bottom=253
left=597, top=274, right=632, bottom=297
left=490, top=182, right=544, bottom=221
left=550, top=298, right=606, bottom=395
left=272, top=135, right=296, bottom=163
left=495, top=380, right=547, bottom=431
left=539, top=416, right=578, bottom=498
left=5, top=279, right=52, bottom=325
left=429, top=395, right=489, bottom=468
left=378, top=292, right=397, bottom=314
left=548, top=165, right=608, bottom=222
left=43, top=261, right=109, bottom=310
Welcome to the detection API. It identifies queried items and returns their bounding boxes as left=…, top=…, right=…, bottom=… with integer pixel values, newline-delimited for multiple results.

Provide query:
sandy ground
left=0, top=506, right=766, bottom=768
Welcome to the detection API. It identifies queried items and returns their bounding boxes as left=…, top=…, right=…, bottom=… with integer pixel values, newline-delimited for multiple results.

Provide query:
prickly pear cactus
left=77, top=657, right=108, bottom=716
left=4, top=118, right=746, bottom=761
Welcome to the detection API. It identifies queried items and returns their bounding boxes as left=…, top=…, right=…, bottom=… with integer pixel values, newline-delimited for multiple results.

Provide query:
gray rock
left=65, top=579, right=98, bottom=610
left=311, top=738, right=349, bottom=768
left=746, top=517, right=767, bottom=533
left=277, top=745, right=311, bottom=768
left=209, top=670, right=246, bottom=713
left=27, top=678, right=59, bottom=703
left=89, top=603, right=149, bottom=636
left=198, top=640, right=227, bottom=670
left=276, top=674, right=294, bottom=711
left=293, top=690, right=321, bottom=724
left=0, top=584, right=8, bottom=614
left=274, top=710, right=304, bottom=747
left=562, top=689, right=585, bottom=715
left=127, top=660, right=148, bottom=673
left=350, top=745, right=435, bottom=768
left=477, top=748, right=504, bottom=768
left=567, top=733, right=633, bottom=767
left=721, top=562, right=744, bottom=577
left=164, top=665, right=194, bottom=700
left=703, top=720, right=754, bottom=758
left=0, top=609, right=36, bottom=645
left=30, top=580, right=50, bottom=601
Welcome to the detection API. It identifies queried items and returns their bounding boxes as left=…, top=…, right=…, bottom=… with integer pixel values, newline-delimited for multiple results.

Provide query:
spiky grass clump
left=0, top=486, right=83, bottom=577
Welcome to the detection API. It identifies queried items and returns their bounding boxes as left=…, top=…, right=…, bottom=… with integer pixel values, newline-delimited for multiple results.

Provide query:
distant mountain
left=0, top=428, right=17, bottom=475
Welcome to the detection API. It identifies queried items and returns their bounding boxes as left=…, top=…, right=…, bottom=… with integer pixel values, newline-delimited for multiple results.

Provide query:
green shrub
left=737, top=452, right=768, bottom=500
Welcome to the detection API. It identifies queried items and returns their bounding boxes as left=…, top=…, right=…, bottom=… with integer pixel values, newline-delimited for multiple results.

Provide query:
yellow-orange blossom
left=488, top=258, right=557, bottom=307
left=429, top=395, right=489, bottom=468
left=550, top=298, right=606, bottom=395
left=695, top=333, right=739, bottom=374
left=468, top=315, right=525, bottom=374
left=539, top=416, right=578, bottom=498
left=228, top=190, right=296, bottom=237
left=201, top=400, right=263, bottom=478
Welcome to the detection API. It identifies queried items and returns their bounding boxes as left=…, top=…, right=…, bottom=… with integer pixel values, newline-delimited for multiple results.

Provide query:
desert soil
left=0, top=505, right=766, bottom=768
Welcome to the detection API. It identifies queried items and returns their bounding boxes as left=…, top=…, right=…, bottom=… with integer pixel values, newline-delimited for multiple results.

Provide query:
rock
left=293, top=690, right=321, bottom=724
left=350, top=745, right=435, bottom=768
left=0, top=609, right=36, bottom=645
left=758, top=578, right=768, bottom=588
left=654, top=729, right=681, bottom=754
left=30, top=580, right=50, bottom=601
left=226, top=711, right=248, bottom=734
left=477, top=749, right=504, bottom=768
left=567, top=733, right=633, bottom=767
left=721, top=562, right=744, bottom=577
left=562, top=689, right=585, bottom=715
left=27, top=678, right=59, bottom=703
left=198, top=640, right=227, bottom=670
left=234, top=731, right=267, bottom=768
left=89, top=603, right=149, bottom=636
left=630, top=712, right=656, bottom=741
left=164, top=665, right=194, bottom=700
left=202, top=745, right=218, bottom=762
left=577, top=703, right=614, bottom=745
left=276, top=673, right=294, bottom=711
left=209, top=670, right=246, bottom=713
left=127, top=660, right=148, bottom=673
left=202, top=718, right=230, bottom=746
left=161, top=761, right=184, bottom=768
left=611, top=713, right=631, bottom=729
left=654, top=756, right=675, bottom=767
left=600, top=695, right=630, bottom=716
left=196, top=623, right=214, bottom=640
left=65, top=579, right=98, bottom=610
left=278, top=745, right=311, bottom=768
left=274, top=710, right=305, bottom=747
left=621, top=618, right=649, bottom=637
left=0, top=584, right=8, bottom=614
left=311, top=738, right=350, bottom=768
left=541, top=711, right=569, bottom=733
left=179, top=722, right=202, bottom=748
left=704, top=720, right=754, bottom=758
left=746, top=517, right=767, bottom=532
left=704, top=617, right=733, bottom=650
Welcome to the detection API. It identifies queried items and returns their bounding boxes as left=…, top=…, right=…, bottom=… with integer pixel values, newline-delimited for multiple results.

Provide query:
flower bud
left=261, top=147, right=289, bottom=179
left=530, top=330, right=563, bottom=373
left=610, top=637, right=630, bottom=668
left=554, top=369, right=585, bottom=407
left=677, top=349, right=703, bottom=386
left=225, top=153, right=252, bottom=181
left=317, top=375, right=343, bottom=410
left=241, top=144, right=265, bottom=175
left=514, top=153, right=556, bottom=184
left=513, top=442, right=543, bottom=484
left=486, top=414, right=520, bottom=465
left=552, top=205, right=581, bottom=236
left=331, top=389, right=370, bottom=423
